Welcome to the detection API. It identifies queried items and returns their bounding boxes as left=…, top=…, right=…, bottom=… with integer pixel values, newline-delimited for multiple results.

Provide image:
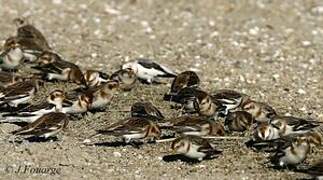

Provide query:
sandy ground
left=0, top=0, right=323, bottom=179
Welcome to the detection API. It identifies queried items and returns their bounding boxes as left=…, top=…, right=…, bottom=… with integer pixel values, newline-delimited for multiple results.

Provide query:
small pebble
left=52, top=0, right=62, bottom=5
left=113, top=152, right=122, bottom=157
left=297, top=89, right=306, bottom=95
left=249, top=27, right=259, bottom=35
left=83, top=139, right=91, bottom=143
left=302, top=41, right=311, bottom=47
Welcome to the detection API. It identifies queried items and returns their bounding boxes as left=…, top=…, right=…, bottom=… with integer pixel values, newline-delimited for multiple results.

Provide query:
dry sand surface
left=0, top=0, right=323, bottom=179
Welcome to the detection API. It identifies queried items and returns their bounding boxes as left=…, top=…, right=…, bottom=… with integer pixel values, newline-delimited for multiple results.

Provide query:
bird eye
left=201, top=99, right=207, bottom=105
left=181, top=142, right=186, bottom=147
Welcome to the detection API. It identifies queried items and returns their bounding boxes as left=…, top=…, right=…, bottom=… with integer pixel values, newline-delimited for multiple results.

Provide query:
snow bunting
left=168, top=115, right=225, bottom=137
left=0, top=89, right=65, bottom=123
left=242, top=100, right=276, bottom=122
left=211, top=89, right=250, bottom=116
left=225, top=111, right=254, bottom=132
left=96, top=117, right=161, bottom=143
left=0, top=79, right=41, bottom=107
left=122, top=58, right=176, bottom=84
left=169, top=71, right=200, bottom=95
left=171, top=135, right=222, bottom=161
left=83, top=69, right=109, bottom=88
left=131, top=101, right=164, bottom=120
left=11, top=112, right=68, bottom=139
left=0, top=37, right=24, bottom=70
left=269, top=135, right=311, bottom=168
left=34, top=51, right=84, bottom=84
left=110, top=68, right=137, bottom=91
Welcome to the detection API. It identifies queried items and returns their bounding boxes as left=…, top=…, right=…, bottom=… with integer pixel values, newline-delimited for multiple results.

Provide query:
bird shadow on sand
left=0, top=122, right=28, bottom=127
left=162, top=154, right=202, bottom=164
left=265, top=164, right=300, bottom=172
left=162, top=154, right=222, bottom=164
left=266, top=165, right=316, bottom=180
left=91, top=141, right=144, bottom=149
left=8, top=136, right=59, bottom=144
left=25, top=136, right=59, bottom=143
left=138, top=79, right=166, bottom=85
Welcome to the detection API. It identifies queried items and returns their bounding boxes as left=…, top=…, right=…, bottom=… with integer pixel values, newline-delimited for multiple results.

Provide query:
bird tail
left=87, top=130, right=116, bottom=139
left=11, top=125, right=32, bottom=135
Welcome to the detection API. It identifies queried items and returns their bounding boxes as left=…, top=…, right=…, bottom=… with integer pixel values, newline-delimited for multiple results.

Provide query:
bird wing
left=284, top=117, right=320, bottom=131
left=17, top=102, right=53, bottom=112
left=99, top=118, right=150, bottom=136
left=98, top=71, right=110, bottom=79
left=306, top=161, right=323, bottom=175
left=0, top=82, right=34, bottom=101
left=35, top=59, right=79, bottom=74
left=17, top=37, right=48, bottom=52
left=0, top=71, right=17, bottom=83
left=137, top=58, right=176, bottom=77
left=212, top=89, right=242, bottom=99
left=131, top=102, right=164, bottom=120
left=17, top=25, right=51, bottom=50
left=12, top=112, right=67, bottom=135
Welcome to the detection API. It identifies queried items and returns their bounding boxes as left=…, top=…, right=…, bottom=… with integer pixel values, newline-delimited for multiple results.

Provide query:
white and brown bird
left=0, top=79, right=41, bottom=107
left=225, top=111, right=254, bottom=132
left=252, top=116, right=321, bottom=141
left=193, top=90, right=219, bottom=117
left=0, top=89, right=66, bottom=123
left=0, top=37, right=24, bottom=70
left=83, top=69, right=109, bottom=88
left=96, top=117, right=161, bottom=143
left=171, top=135, right=222, bottom=161
left=0, top=71, right=25, bottom=87
left=14, top=18, right=51, bottom=61
left=169, top=71, right=200, bottom=95
left=298, top=160, right=323, bottom=179
left=131, top=101, right=164, bottom=120
left=245, top=135, right=287, bottom=152
left=167, top=87, right=219, bottom=117
left=211, top=89, right=250, bottom=116
left=83, top=80, right=119, bottom=111
left=61, top=93, right=90, bottom=114
left=305, top=125, right=323, bottom=147
left=252, top=122, right=280, bottom=141
left=33, top=51, right=85, bottom=84
left=269, top=135, right=311, bottom=168
left=121, top=58, right=176, bottom=84
left=110, top=68, right=137, bottom=91
left=270, top=116, right=321, bottom=136
left=14, top=18, right=50, bottom=44
left=167, top=115, right=225, bottom=137
left=11, top=112, right=69, bottom=139
left=242, top=100, right=277, bottom=122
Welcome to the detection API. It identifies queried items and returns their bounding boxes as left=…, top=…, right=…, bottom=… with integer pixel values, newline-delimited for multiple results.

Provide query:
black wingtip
left=163, top=94, right=172, bottom=101
left=244, top=139, right=273, bottom=152
left=162, top=154, right=201, bottom=164
left=245, top=139, right=254, bottom=148
left=96, top=129, right=115, bottom=135
left=163, top=94, right=181, bottom=102
left=208, top=149, right=223, bottom=158
left=11, top=129, right=19, bottom=135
